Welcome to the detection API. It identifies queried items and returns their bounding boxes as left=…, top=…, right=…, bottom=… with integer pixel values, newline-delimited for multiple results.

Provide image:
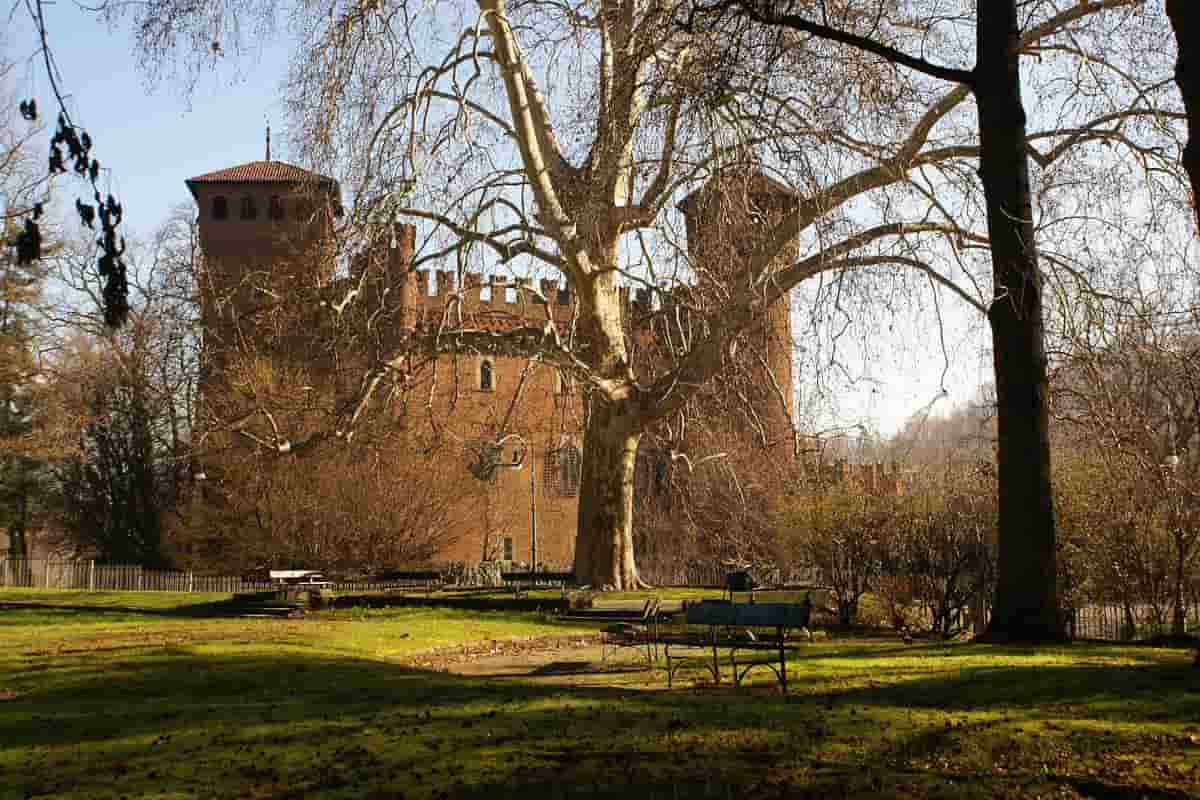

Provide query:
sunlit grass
left=1, top=588, right=1197, bottom=799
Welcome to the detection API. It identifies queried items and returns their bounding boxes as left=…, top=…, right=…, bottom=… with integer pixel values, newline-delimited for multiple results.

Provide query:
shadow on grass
left=0, top=599, right=242, bottom=619
left=2, top=640, right=1197, bottom=799
left=335, top=593, right=571, bottom=613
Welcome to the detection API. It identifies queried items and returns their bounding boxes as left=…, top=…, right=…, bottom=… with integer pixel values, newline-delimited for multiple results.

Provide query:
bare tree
left=689, top=0, right=1190, bottom=639
left=1052, top=306, right=1200, bottom=637
left=38, top=212, right=202, bottom=564
left=114, top=0, right=1185, bottom=599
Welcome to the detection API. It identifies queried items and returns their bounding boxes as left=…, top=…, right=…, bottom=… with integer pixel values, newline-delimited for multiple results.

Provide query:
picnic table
left=660, top=599, right=812, bottom=692
left=268, top=570, right=332, bottom=588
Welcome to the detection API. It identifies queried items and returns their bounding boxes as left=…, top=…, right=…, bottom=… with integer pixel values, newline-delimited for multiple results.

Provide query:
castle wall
left=193, top=169, right=797, bottom=571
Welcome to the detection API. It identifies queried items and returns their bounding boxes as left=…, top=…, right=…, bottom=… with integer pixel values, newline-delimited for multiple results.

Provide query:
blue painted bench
left=660, top=599, right=812, bottom=692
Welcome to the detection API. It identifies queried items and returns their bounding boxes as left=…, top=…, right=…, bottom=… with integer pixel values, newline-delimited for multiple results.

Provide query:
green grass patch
left=1, top=588, right=1198, bottom=799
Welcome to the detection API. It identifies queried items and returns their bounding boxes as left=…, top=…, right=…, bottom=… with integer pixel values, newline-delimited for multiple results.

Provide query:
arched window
left=479, top=359, right=494, bottom=392
left=212, top=195, right=228, bottom=221
left=268, top=196, right=284, bottom=221
left=240, top=196, right=257, bottom=220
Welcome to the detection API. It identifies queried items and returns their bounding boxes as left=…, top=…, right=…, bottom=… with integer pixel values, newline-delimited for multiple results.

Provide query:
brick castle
left=186, top=158, right=797, bottom=570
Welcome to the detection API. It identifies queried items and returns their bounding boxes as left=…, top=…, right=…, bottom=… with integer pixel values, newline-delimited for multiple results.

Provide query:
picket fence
left=0, top=559, right=279, bottom=593
left=0, top=558, right=818, bottom=595
left=7, top=558, right=1191, bottom=643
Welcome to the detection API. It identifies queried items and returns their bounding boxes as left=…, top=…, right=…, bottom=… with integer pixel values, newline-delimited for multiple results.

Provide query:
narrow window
left=212, top=195, right=228, bottom=220
left=240, top=196, right=257, bottom=220
left=559, top=445, right=581, bottom=497
left=479, top=359, right=494, bottom=392
left=503, top=536, right=514, bottom=562
left=268, top=195, right=284, bottom=221
left=543, top=449, right=561, bottom=495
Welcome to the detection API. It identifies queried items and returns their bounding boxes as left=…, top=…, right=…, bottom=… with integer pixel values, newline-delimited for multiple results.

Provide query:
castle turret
left=677, top=169, right=797, bottom=449
left=187, top=160, right=340, bottom=316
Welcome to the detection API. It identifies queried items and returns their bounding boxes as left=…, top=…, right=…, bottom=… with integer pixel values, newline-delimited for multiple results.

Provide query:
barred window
left=212, top=195, right=228, bottom=220
left=543, top=445, right=582, bottom=497
left=268, top=195, right=285, bottom=221
left=240, top=196, right=257, bottom=220
left=479, top=359, right=494, bottom=391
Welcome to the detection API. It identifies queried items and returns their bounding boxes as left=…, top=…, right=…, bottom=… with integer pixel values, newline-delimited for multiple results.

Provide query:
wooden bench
left=500, top=571, right=575, bottom=597
left=660, top=599, right=812, bottom=692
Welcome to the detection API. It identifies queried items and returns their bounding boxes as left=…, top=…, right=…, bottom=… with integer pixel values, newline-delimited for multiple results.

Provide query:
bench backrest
left=685, top=601, right=810, bottom=629
left=684, top=601, right=737, bottom=626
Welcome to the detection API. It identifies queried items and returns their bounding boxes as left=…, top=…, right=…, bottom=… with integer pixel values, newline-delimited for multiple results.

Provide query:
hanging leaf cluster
left=16, top=102, right=130, bottom=328
left=11, top=204, right=44, bottom=265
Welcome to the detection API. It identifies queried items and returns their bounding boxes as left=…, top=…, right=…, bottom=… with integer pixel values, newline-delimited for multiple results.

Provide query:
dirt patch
left=398, top=634, right=658, bottom=684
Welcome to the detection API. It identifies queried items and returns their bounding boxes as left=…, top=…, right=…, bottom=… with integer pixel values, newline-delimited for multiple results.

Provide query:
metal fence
left=1068, top=602, right=1200, bottom=641
left=637, top=561, right=819, bottom=588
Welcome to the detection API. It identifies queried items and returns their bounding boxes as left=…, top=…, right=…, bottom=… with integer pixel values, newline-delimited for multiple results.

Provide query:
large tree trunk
left=1168, top=0, right=1200, bottom=230
left=975, top=1, right=1064, bottom=643
left=573, top=398, right=644, bottom=590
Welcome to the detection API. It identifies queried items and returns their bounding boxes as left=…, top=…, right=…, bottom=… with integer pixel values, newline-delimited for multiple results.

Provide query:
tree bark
left=1167, top=0, right=1200, bottom=230
left=573, top=398, right=644, bottom=590
left=1174, top=539, right=1188, bottom=635
left=976, top=1, right=1065, bottom=643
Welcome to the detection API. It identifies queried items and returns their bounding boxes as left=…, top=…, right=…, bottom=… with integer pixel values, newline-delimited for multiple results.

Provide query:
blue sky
left=4, top=3, right=986, bottom=437
left=8, top=3, right=295, bottom=240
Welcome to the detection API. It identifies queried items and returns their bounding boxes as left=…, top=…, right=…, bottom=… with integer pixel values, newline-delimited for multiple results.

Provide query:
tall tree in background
left=1167, top=0, right=1200, bottom=226
left=0, top=234, right=49, bottom=559
left=694, top=0, right=1173, bottom=641
left=1, top=59, right=51, bottom=560
left=45, top=210, right=202, bottom=564
left=971, top=0, right=1059, bottom=641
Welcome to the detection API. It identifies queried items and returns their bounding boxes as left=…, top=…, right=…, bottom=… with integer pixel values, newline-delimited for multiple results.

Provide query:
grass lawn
left=1, top=589, right=1197, bottom=799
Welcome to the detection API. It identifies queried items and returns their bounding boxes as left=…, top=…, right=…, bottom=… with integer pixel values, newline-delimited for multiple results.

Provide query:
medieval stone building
left=186, top=158, right=796, bottom=570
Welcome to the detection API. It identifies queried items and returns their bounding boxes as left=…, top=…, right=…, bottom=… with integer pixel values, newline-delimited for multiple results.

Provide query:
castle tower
left=186, top=160, right=340, bottom=352
left=187, top=159, right=343, bottom=447
left=677, top=169, right=797, bottom=449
